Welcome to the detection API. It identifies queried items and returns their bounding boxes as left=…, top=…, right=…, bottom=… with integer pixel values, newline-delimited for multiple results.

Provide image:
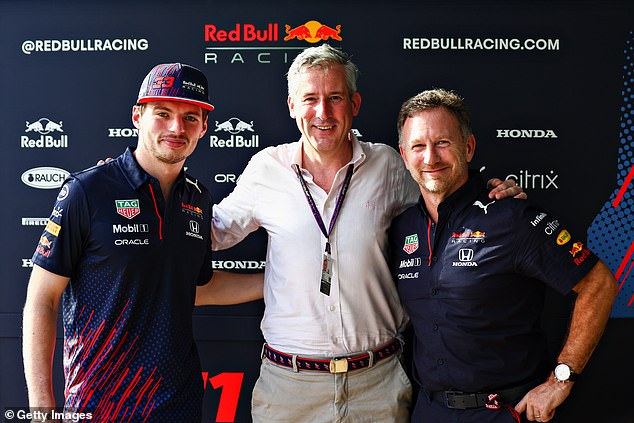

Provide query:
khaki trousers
left=252, top=352, right=412, bottom=423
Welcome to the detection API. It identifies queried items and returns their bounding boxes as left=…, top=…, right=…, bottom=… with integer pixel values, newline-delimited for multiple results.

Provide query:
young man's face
left=133, top=101, right=208, bottom=165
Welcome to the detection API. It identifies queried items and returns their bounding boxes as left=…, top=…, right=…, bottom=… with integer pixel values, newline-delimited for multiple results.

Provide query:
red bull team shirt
left=32, top=147, right=213, bottom=422
left=388, top=171, right=599, bottom=393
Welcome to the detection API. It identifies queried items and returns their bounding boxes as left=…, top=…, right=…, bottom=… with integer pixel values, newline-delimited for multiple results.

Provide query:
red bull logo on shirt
left=39, top=235, right=52, bottom=249
left=451, top=230, right=487, bottom=244
left=569, top=241, right=592, bottom=266
left=569, top=242, right=584, bottom=257
left=182, top=202, right=204, bottom=218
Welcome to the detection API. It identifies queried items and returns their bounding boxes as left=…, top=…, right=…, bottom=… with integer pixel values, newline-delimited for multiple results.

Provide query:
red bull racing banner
left=1, top=1, right=633, bottom=422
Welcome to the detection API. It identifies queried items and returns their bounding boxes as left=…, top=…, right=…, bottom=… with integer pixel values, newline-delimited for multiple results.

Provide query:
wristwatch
left=553, top=363, right=578, bottom=382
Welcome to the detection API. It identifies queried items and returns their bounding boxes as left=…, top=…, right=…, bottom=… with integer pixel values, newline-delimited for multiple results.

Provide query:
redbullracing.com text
left=403, top=37, right=560, bottom=51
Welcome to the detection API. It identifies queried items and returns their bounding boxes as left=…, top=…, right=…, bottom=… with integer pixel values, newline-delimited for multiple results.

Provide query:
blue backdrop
left=1, top=1, right=633, bottom=421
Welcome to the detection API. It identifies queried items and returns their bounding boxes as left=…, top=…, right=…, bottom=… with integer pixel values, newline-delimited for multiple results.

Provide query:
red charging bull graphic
left=284, top=20, right=342, bottom=43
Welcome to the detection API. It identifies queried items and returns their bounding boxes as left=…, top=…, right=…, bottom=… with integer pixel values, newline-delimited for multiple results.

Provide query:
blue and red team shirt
left=32, top=147, right=213, bottom=422
left=388, top=171, right=599, bottom=394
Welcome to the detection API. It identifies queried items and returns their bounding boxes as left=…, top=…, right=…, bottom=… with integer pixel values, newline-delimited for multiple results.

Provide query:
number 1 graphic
left=210, top=372, right=244, bottom=422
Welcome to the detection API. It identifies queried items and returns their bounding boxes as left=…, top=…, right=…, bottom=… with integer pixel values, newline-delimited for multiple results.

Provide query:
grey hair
left=287, top=44, right=359, bottom=98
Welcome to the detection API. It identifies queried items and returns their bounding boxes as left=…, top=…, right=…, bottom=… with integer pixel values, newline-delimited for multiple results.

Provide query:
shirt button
left=328, top=305, right=336, bottom=312
left=437, top=359, right=445, bottom=365
left=432, top=288, right=439, bottom=296
left=432, top=256, right=438, bottom=263
left=432, top=323, right=439, bottom=331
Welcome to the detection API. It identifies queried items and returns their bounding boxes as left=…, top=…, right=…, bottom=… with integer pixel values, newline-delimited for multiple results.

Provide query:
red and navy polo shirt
left=32, top=147, right=213, bottom=422
left=388, top=171, right=598, bottom=393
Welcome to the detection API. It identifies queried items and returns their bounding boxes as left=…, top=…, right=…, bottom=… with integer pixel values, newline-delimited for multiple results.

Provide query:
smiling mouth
left=161, top=136, right=187, bottom=145
left=423, top=167, right=448, bottom=175
left=315, top=125, right=335, bottom=130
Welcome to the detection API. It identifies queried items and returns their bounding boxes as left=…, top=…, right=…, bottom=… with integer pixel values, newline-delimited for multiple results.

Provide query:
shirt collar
left=119, top=146, right=186, bottom=191
left=119, top=146, right=149, bottom=190
left=418, top=169, right=486, bottom=218
left=290, top=132, right=367, bottom=171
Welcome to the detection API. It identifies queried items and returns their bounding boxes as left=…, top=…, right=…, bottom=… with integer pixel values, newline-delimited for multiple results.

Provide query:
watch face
left=555, top=364, right=571, bottom=381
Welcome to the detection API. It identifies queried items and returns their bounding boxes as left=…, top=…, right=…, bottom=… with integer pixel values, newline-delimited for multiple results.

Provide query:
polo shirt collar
left=119, top=146, right=186, bottom=191
left=418, top=169, right=486, bottom=218
left=119, top=146, right=149, bottom=190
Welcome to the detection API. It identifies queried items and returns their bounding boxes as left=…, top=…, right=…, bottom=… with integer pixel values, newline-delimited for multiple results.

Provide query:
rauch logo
left=21, top=167, right=69, bottom=189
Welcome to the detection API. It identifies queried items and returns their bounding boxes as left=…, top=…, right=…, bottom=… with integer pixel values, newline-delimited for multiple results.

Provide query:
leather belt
left=262, top=339, right=401, bottom=373
left=430, top=380, right=536, bottom=409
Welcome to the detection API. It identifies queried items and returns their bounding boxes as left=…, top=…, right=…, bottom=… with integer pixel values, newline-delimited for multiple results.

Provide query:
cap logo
left=183, top=80, right=206, bottom=95
left=138, top=63, right=214, bottom=111
left=151, top=76, right=175, bottom=89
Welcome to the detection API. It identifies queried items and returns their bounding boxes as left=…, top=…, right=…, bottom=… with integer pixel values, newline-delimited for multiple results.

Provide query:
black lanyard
left=294, top=163, right=354, bottom=254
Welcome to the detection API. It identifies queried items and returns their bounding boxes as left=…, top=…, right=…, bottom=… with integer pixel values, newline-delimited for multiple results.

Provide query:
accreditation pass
left=320, top=253, right=333, bottom=296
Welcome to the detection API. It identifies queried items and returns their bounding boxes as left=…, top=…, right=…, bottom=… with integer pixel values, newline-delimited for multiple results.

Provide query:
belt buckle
left=329, top=358, right=348, bottom=373
left=444, top=391, right=464, bottom=409
left=444, top=391, right=480, bottom=409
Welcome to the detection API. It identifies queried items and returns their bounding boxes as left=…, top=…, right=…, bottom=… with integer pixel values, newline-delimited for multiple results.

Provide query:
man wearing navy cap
left=389, top=88, right=617, bottom=422
left=22, top=63, right=261, bottom=422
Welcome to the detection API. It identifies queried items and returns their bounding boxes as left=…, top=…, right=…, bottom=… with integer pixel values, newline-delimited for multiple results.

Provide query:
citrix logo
left=505, top=170, right=559, bottom=190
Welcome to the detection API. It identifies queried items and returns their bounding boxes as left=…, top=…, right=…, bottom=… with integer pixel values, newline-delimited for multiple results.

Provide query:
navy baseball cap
left=137, top=63, right=214, bottom=111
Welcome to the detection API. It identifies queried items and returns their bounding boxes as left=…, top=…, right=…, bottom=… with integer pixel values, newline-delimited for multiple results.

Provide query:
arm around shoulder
left=487, top=177, right=527, bottom=200
left=22, top=265, right=70, bottom=408
left=195, top=271, right=264, bottom=306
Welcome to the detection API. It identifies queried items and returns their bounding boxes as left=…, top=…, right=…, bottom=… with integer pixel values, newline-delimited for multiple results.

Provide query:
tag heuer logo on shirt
left=115, top=199, right=140, bottom=219
left=403, top=234, right=419, bottom=254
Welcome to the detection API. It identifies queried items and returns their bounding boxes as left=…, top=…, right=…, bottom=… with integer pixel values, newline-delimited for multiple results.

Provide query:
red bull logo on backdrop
left=205, top=24, right=279, bottom=42
left=283, top=21, right=342, bottom=43
left=21, top=117, right=68, bottom=149
left=210, top=117, right=260, bottom=148
left=203, top=20, right=342, bottom=65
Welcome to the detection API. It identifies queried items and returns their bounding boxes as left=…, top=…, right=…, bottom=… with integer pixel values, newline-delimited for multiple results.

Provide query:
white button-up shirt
left=212, top=137, right=419, bottom=355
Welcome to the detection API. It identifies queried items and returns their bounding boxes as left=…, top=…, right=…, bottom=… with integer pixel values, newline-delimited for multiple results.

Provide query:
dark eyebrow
left=152, top=105, right=202, bottom=117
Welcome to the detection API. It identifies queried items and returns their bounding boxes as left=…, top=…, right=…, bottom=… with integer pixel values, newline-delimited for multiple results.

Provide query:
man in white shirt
left=212, top=44, right=522, bottom=422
